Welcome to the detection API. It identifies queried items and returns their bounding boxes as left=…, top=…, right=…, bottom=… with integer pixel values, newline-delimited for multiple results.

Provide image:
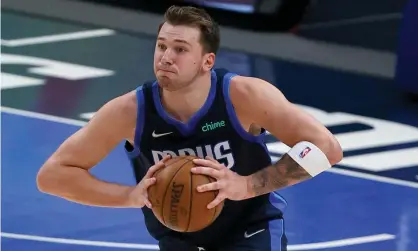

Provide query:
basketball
left=148, top=155, right=224, bottom=232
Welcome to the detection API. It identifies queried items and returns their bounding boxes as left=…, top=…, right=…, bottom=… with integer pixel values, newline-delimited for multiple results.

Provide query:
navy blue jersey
left=125, top=68, right=287, bottom=247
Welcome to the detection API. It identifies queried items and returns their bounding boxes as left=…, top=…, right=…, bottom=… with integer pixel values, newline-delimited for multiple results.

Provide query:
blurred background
left=1, top=0, right=418, bottom=251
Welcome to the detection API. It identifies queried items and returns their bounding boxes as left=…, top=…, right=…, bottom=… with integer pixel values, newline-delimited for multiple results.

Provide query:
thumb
left=142, top=177, right=156, bottom=189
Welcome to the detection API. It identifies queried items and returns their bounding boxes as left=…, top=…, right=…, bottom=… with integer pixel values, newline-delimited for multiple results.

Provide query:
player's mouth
left=158, top=68, right=176, bottom=74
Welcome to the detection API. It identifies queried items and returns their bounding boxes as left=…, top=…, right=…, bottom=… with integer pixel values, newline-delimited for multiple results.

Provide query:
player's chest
left=142, top=130, right=236, bottom=170
left=143, top=114, right=231, bottom=143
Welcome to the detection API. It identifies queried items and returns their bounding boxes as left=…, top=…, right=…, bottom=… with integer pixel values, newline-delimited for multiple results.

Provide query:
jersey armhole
left=222, top=73, right=266, bottom=143
left=124, top=86, right=145, bottom=159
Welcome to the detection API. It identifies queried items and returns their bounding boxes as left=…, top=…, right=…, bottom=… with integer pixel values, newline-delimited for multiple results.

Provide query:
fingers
left=207, top=194, right=225, bottom=209
left=191, top=166, right=222, bottom=179
left=144, top=198, right=152, bottom=208
left=196, top=180, right=221, bottom=192
left=145, top=155, right=171, bottom=178
left=142, top=178, right=157, bottom=208
left=193, top=158, right=223, bottom=170
left=205, top=156, right=218, bottom=163
left=161, top=154, right=172, bottom=163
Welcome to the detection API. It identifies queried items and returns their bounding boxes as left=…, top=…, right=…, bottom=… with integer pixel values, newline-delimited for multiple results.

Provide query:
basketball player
left=36, top=5, right=343, bottom=251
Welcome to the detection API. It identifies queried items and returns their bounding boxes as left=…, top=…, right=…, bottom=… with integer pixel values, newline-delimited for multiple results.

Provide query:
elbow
left=36, top=166, right=53, bottom=194
left=326, top=136, right=343, bottom=165
left=36, top=159, right=62, bottom=195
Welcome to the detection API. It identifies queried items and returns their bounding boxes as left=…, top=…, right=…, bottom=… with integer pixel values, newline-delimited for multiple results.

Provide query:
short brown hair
left=159, top=5, right=220, bottom=54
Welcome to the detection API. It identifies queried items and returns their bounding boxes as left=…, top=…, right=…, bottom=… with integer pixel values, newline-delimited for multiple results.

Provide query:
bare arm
left=36, top=91, right=138, bottom=207
left=248, top=154, right=312, bottom=197
left=229, top=76, right=343, bottom=197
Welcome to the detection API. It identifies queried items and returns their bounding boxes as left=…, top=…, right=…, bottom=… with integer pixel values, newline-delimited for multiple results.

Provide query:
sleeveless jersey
left=125, top=68, right=287, bottom=246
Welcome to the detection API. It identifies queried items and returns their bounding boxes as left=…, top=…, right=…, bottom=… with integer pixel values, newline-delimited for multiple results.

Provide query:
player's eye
left=157, top=44, right=166, bottom=50
left=176, top=47, right=186, bottom=53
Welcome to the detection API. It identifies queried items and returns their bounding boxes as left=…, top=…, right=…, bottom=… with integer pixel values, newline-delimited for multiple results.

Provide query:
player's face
left=154, top=23, right=215, bottom=91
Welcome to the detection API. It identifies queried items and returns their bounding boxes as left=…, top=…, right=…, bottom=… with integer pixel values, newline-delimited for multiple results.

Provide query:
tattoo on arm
left=248, top=154, right=312, bottom=197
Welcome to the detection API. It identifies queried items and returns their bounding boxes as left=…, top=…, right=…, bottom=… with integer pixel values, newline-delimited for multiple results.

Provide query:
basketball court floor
left=2, top=9, right=418, bottom=251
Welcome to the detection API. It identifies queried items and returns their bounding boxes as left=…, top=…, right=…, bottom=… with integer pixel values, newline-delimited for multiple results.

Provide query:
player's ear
left=203, top=53, right=215, bottom=71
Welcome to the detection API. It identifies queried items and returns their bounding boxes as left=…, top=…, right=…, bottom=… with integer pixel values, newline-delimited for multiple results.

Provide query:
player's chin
left=157, top=78, right=177, bottom=91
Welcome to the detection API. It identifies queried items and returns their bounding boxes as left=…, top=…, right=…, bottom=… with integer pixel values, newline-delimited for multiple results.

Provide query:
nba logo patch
left=299, top=147, right=311, bottom=158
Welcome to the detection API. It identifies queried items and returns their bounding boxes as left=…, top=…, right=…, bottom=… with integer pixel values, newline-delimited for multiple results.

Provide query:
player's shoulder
left=97, top=90, right=138, bottom=122
left=226, top=73, right=285, bottom=116
left=83, top=90, right=138, bottom=141
left=228, top=75, right=272, bottom=98
left=213, top=68, right=281, bottom=100
left=119, top=90, right=138, bottom=111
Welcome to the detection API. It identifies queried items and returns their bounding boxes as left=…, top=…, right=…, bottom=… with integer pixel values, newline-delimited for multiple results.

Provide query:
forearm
left=246, top=140, right=337, bottom=198
left=246, top=154, right=312, bottom=197
left=37, top=165, right=134, bottom=208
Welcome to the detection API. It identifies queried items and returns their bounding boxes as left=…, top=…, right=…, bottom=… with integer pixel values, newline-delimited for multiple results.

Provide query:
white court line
left=79, top=112, right=96, bottom=120
left=288, top=234, right=395, bottom=250
left=1, top=107, right=87, bottom=127
left=0, top=232, right=395, bottom=250
left=1, top=106, right=418, bottom=189
left=1, top=232, right=158, bottom=250
left=1, top=29, right=115, bottom=47
left=326, top=168, right=418, bottom=189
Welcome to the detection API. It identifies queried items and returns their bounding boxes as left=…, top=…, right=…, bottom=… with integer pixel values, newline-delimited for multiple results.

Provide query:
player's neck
left=161, top=73, right=212, bottom=123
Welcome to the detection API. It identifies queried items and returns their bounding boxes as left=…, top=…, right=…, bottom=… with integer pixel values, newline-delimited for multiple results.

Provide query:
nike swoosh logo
left=152, top=131, right=173, bottom=138
left=244, top=229, right=265, bottom=238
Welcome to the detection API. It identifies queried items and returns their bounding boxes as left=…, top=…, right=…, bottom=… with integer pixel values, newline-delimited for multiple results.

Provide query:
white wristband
left=286, top=141, right=331, bottom=177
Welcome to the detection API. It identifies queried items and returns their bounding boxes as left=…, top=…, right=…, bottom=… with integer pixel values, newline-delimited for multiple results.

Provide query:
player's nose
left=161, top=49, right=174, bottom=65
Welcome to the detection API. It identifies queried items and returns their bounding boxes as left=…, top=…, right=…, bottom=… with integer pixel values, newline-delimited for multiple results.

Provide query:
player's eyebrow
left=157, top=37, right=191, bottom=46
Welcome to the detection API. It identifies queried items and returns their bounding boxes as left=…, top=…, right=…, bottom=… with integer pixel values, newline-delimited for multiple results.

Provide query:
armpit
left=249, top=124, right=262, bottom=136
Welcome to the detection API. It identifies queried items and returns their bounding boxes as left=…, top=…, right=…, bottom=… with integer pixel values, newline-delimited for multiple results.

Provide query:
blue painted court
left=2, top=8, right=418, bottom=251
left=2, top=108, right=418, bottom=251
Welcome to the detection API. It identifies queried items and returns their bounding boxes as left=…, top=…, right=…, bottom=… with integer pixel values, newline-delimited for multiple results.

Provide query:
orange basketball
left=148, top=155, right=224, bottom=232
